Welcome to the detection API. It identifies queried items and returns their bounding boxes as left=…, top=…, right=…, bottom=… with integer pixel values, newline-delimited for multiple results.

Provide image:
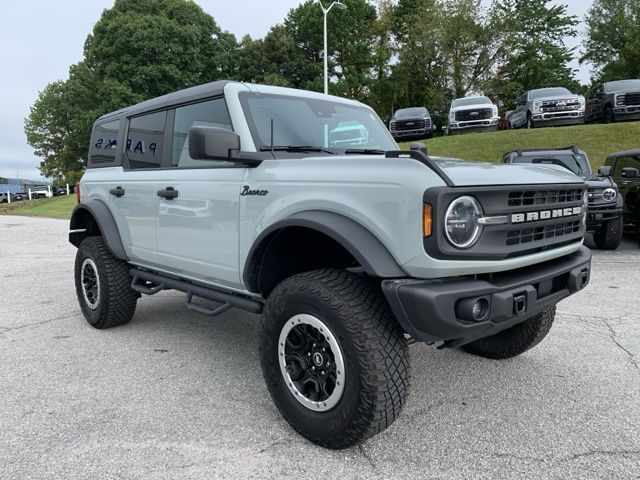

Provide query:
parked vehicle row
left=389, top=78, right=640, bottom=138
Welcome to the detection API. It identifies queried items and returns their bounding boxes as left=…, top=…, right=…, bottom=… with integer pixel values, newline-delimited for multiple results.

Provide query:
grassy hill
left=0, top=194, right=76, bottom=219
left=400, top=122, right=640, bottom=171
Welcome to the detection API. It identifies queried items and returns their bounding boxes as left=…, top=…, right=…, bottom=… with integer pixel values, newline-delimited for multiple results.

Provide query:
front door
left=155, top=97, right=246, bottom=290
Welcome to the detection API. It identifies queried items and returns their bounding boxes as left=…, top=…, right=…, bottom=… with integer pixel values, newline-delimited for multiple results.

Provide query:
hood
left=432, top=158, right=584, bottom=186
left=450, top=103, right=494, bottom=112
left=532, top=94, right=582, bottom=102
left=585, top=175, right=615, bottom=188
left=391, top=114, right=431, bottom=121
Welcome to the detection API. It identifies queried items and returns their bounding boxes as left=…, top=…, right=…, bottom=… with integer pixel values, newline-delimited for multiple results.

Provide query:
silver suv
left=510, top=87, right=585, bottom=129
left=69, top=81, right=592, bottom=449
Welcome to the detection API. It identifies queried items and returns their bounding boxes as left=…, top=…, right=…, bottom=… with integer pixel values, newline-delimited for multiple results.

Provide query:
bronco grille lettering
left=511, top=206, right=581, bottom=224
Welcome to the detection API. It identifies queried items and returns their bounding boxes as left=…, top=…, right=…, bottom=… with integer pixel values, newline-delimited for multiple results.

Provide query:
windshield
left=452, top=96, right=492, bottom=107
left=605, top=79, right=640, bottom=92
left=239, top=93, right=398, bottom=153
left=510, top=153, right=591, bottom=176
left=529, top=88, right=572, bottom=99
left=394, top=107, right=428, bottom=118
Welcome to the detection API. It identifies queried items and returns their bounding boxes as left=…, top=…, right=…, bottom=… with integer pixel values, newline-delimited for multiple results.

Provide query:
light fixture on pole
left=315, top=0, right=347, bottom=95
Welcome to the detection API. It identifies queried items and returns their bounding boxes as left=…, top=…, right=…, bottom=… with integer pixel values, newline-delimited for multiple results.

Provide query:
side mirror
left=188, top=126, right=240, bottom=161
left=621, top=167, right=639, bottom=178
left=598, top=166, right=612, bottom=177
left=410, top=142, right=428, bottom=154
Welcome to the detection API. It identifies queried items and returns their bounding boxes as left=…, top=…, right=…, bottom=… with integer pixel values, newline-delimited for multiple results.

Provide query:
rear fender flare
left=69, top=199, right=127, bottom=260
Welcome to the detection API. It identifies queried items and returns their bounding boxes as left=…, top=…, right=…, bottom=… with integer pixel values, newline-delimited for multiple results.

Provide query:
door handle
left=157, top=187, right=179, bottom=199
left=109, top=186, right=125, bottom=197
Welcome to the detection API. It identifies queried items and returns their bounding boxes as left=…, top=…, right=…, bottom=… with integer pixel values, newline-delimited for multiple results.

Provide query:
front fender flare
left=69, top=199, right=128, bottom=260
left=243, top=210, right=406, bottom=292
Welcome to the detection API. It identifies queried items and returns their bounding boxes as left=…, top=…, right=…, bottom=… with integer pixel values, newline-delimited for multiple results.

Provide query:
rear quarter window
left=88, top=119, right=121, bottom=168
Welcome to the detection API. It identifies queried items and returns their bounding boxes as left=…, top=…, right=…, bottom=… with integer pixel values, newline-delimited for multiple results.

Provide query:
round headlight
left=444, top=196, right=483, bottom=249
left=602, top=188, right=617, bottom=202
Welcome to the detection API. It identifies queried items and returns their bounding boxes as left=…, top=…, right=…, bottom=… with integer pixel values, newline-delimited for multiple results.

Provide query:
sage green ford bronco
left=69, top=81, right=592, bottom=449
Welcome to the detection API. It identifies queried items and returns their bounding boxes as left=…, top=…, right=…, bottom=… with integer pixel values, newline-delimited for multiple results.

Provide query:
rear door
left=155, top=96, right=246, bottom=290
left=108, top=111, right=168, bottom=266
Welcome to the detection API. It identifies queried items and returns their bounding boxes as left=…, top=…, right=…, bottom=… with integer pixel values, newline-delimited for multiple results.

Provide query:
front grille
left=423, top=184, right=586, bottom=261
left=455, top=109, right=492, bottom=121
left=395, top=119, right=427, bottom=131
left=508, top=188, right=583, bottom=207
left=620, top=92, right=640, bottom=106
left=541, top=100, right=580, bottom=112
left=506, top=220, right=581, bottom=246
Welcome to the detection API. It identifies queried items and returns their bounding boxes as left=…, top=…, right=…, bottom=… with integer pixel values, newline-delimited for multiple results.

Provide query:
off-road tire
left=74, top=236, right=138, bottom=329
left=461, top=307, right=555, bottom=359
left=259, top=269, right=410, bottom=449
left=593, top=216, right=623, bottom=250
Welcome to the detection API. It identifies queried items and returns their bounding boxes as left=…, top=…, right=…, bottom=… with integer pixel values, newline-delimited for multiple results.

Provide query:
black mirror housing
left=188, top=126, right=240, bottom=161
left=598, top=166, right=612, bottom=177
left=410, top=142, right=428, bottom=154
left=621, top=167, right=640, bottom=178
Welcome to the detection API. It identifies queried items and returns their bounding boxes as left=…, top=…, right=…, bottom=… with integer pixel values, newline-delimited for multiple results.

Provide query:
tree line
left=25, top=0, right=640, bottom=183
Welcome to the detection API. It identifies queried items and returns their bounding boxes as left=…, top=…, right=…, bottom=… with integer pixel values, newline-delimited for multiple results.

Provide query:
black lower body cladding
left=382, top=246, right=591, bottom=347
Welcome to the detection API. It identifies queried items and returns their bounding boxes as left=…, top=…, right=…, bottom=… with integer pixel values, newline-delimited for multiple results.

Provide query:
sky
left=0, top=0, right=593, bottom=180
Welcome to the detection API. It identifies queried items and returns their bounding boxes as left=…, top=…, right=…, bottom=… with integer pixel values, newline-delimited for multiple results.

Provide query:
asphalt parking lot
left=1, top=215, right=639, bottom=480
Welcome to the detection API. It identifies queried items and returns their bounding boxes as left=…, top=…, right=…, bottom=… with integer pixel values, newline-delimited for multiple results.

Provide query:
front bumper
left=448, top=118, right=499, bottom=133
left=531, top=111, right=584, bottom=126
left=382, top=246, right=591, bottom=347
left=613, top=106, right=640, bottom=121
left=391, top=128, right=433, bottom=139
left=586, top=205, right=622, bottom=231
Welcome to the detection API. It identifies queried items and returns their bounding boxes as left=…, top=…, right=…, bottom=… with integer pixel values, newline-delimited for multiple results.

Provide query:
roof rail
left=508, top=145, right=580, bottom=156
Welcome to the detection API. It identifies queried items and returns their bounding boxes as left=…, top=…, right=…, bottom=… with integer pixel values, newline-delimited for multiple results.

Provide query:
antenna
left=270, top=118, right=274, bottom=156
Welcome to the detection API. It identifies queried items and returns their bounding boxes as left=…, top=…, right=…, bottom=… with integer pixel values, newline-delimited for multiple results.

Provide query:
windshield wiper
left=260, top=145, right=335, bottom=154
left=344, top=148, right=386, bottom=155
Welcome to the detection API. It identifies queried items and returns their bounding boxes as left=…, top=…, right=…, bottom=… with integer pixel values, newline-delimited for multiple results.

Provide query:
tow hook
left=513, top=293, right=527, bottom=315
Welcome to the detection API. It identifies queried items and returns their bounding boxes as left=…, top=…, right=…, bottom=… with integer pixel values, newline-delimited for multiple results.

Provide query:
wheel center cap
left=312, top=352, right=324, bottom=367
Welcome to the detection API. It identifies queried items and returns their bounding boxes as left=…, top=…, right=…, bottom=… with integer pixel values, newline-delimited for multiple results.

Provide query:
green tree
left=493, top=0, right=580, bottom=104
left=284, top=0, right=378, bottom=98
left=581, top=0, right=640, bottom=81
left=25, top=0, right=236, bottom=184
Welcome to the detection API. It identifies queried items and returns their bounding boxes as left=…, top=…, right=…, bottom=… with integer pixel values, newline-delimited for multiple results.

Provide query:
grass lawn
left=400, top=121, right=640, bottom=171
left=0, top=195, right=76, bottom=219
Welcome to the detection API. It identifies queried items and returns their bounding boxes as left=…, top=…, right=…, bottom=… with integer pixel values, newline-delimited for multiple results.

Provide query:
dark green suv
left=603, top=149, right=640, bottom=242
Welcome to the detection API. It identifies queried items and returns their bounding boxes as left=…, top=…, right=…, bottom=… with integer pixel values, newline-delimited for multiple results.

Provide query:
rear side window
left=88, top=119, right=121, bottom=168
left=171, top=97, right=233, bottom=167
left=126, top=111, right=167, bottom=169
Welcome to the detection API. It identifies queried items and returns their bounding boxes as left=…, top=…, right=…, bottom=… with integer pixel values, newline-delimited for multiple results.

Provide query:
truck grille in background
left=506, top=220, right=581, bottom=246
left=395, top=119, right=429, bottom=131
left=508, top=188, right=583, bottom=207
left=455, top=109, right=492, bottom=121
left=619, top=92, right=640, bottom=106
left=540, top=99, right=580, bottom=112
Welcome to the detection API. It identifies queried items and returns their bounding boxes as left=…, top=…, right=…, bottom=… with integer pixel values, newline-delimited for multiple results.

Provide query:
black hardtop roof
left=97, top=80, right=232, bottom=122
left=502, top=145, right=584, bottom=159
left=607, top=148, right=640, bottom=158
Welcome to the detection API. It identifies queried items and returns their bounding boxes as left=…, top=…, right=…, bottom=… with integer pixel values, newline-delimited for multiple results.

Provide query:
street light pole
left=316, top=1, right=347, bottom=95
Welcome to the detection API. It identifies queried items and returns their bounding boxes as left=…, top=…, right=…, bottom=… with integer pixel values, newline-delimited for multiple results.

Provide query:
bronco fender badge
left=241, top=185, right=269, bottom=196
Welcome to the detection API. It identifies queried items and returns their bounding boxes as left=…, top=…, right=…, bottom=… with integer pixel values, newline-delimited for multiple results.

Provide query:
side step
left=130, top=269, right=264, bottom=316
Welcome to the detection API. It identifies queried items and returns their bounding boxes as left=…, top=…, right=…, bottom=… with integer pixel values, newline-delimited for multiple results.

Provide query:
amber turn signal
left=423, top=204, right=432, bottom=237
